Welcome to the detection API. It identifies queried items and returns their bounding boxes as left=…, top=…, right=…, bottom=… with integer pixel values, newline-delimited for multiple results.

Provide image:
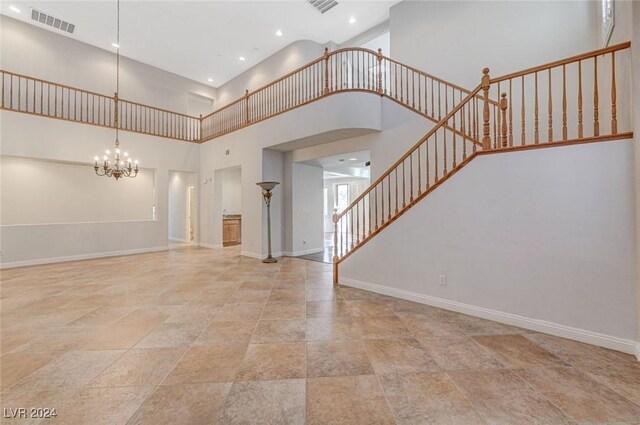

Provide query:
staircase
left=330, top=41, right=632, bottom=283
left=0, top=42, right=633, bottom=282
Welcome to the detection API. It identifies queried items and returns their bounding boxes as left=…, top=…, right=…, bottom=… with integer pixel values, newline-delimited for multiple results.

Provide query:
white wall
left=215, top=40, right=328, bottom=107
left=0, top=16, right=216, bottom=114
left=1, top=156, right=154, bottom=225
left=0, top=17, right=203, bottom=267
left=631, top=1, right=640, bottom=353
left=341, top=139, right=637, bottom=350
left=390, top=1, right=598, bottom=89
left=291, top=163, right=324, bottom=255
left=168, top=170, right=196, bottom=242
left=198, top=91, right=383, bottom=259
left=221, top=167, right=242, bottom=215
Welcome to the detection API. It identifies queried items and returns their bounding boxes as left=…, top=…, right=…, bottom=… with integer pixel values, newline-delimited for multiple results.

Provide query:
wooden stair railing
left=331, top=41, right=633, bottom=284
left=0, top=70, right=201, bottom=143
left=199, top=47, right=492, bottom=142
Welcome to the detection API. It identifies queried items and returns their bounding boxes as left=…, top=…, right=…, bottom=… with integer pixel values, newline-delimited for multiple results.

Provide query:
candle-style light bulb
left=124, top=152, right=129, bottom=157
left=106, top=150, right=110, bottom=155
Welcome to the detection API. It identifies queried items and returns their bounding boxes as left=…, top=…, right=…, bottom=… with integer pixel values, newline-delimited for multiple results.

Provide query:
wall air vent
left=307, top=0, right=339, bottom=14
left=30, top=8, right=75, bottom=34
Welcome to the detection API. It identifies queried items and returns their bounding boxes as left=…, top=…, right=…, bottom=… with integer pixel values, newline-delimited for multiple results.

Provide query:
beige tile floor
left=2, top=245, right=640, bottom=425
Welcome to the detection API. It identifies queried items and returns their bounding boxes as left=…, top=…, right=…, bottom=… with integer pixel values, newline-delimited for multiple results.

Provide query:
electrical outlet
left=303, top=240, right=307, bottom=245
left=439, top=274, right=447, bottom=286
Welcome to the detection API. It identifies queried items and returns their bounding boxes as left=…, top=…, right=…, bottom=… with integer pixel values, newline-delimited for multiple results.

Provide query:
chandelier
left=93, top=0, right=138, bottom=180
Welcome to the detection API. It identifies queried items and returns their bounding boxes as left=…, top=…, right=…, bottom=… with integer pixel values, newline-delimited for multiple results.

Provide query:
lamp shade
left=256, top=181, right=279, bottom=192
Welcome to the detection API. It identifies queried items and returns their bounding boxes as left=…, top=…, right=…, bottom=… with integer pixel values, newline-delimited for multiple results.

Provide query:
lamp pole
left=256, top=181, right=279, bottom=263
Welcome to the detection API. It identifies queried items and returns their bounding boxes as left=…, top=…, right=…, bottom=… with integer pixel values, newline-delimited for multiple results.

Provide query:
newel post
left=376, top=48, right=383, bottom=94
left=244, top=89, right=250, bottom=125
left=481, top=68, right=491, bottom=150
left=332, top=208, right=339, bottom=284
left=500, top=92, right=508, bottom=148
left=323, top=48, right=330, bottom=95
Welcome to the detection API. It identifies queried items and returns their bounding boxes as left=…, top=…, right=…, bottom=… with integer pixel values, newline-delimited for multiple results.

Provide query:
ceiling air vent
left=307, top=0, right=339, bottom=14
left=30, top=8, right=75, bottom=34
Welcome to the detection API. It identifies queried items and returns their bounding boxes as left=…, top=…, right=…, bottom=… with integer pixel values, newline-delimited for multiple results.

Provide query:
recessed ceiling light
left=348, top=16, right=356, bottom=24
left=239, top=56, right=246, bottom=61
left=112, top=43, right=120, bottom=48
left=207, top=78, right=213, bottom=82
left=275, top=30, right=283, bottom=37
left=9, top=5, right=20, bottom=13
left=349, top=158, right=358, bottom=161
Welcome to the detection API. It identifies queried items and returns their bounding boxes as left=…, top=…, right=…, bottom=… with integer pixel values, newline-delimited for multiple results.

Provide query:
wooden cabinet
left=223, top=218, right=241, bottom=246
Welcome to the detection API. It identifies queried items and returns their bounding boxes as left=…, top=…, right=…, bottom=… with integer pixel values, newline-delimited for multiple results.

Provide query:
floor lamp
left=256, top=181, right=279, bottom=263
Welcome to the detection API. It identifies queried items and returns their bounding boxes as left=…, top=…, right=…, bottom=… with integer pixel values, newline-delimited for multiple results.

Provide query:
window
left=336, top=184, right=350, bottom=213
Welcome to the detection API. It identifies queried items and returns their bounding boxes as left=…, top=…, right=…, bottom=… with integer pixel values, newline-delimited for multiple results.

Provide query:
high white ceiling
left=1, top=0, right=396, bottom=87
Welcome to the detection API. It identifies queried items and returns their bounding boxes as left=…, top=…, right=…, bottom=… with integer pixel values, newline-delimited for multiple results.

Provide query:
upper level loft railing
left=1, top=49, right=491, bottom=144
left=330, top=41, right=633, bottom=280
left=200, top=47, right=493, bottom=142
left=0, top=70, right=201, bottom=143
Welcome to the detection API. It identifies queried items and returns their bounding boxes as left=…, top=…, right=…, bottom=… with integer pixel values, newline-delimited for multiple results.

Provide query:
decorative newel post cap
left=245, top=89, right=249, bottom=96
left=482, top=67, right=490, bottom=75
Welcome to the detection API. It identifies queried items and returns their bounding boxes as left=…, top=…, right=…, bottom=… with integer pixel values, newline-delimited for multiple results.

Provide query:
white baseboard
left=169, top=237, right=190, bottom=243
left=198, top=242, right=222, bottom=249
left=0, top=246, right=169, bottom=269
left=341, top=277, right=638, bottom=356
left=240, top=250, right=263, bottom=259
left=282, top=247, right=325, bottom=257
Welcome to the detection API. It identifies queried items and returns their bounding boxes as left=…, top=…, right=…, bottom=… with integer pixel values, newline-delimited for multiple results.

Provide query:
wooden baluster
left=534, top=72, right=539, bottom=144
left=611, top=51, right=617, bottom=134
left=387, top=176, right=391, bottom=220
left=355, top=203, right=359, bottom=245
left=464, top=103, right=469, bottom=159
left=245, top=90, right=250, bottom=125
left=521, top=76, right=526, bottom=145
left=332, top=209, right=339, bottom=282
left=350, top=207, right=354, bottom=249
left=562, top=65, right=567, bottom=140
left=493, top=104, right=497, bottom=149
left=452, top=95, right=457, bottom=167
left=400, top=65, right=404, bottom=103
left=377, top=49, right=383, bottom=94
left=434, top=129, right=439, bottom=183
left=399, top=161, right=405, bottom=208
left=417, top=145, right=422, bottom=196
left=426, top=136, right=430, bottom=189
left=395, top=168, right=399, bottom=214
left=412, top=71, right=415, bottom=108
left=500, top=92, right=508, bottom=147
left=508, top=79, right=513, bottom=146
left=324, top=48, right=330, bottom=94
left=481, top=67, right=491, bottom=149
left=381, top=180, right=385, bottom=225
left=548, top=68, right=553, bottom=142
left=409, top=153, right=414, bottom=202
left=368, top=192, right=372, bottom=235
left=431, top=78, right=435, bottom=119
left=594, top=56, right=599, bottom=136
left=444, top=90, right=448, bottom=174
left=375, top=186, right=379, bottom=230
left=418, top=74, right=422, bottom=112
left=1, top=73, right=4, bottom=109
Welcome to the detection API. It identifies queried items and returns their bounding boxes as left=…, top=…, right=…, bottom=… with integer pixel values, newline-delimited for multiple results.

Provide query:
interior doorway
left=187, top=186, right=195, bottom=242
left=213, top=166, right=242, bottom=247
left=168, top=170, right=197, bottom=246
left=297, top=150, right=370, bottom=263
